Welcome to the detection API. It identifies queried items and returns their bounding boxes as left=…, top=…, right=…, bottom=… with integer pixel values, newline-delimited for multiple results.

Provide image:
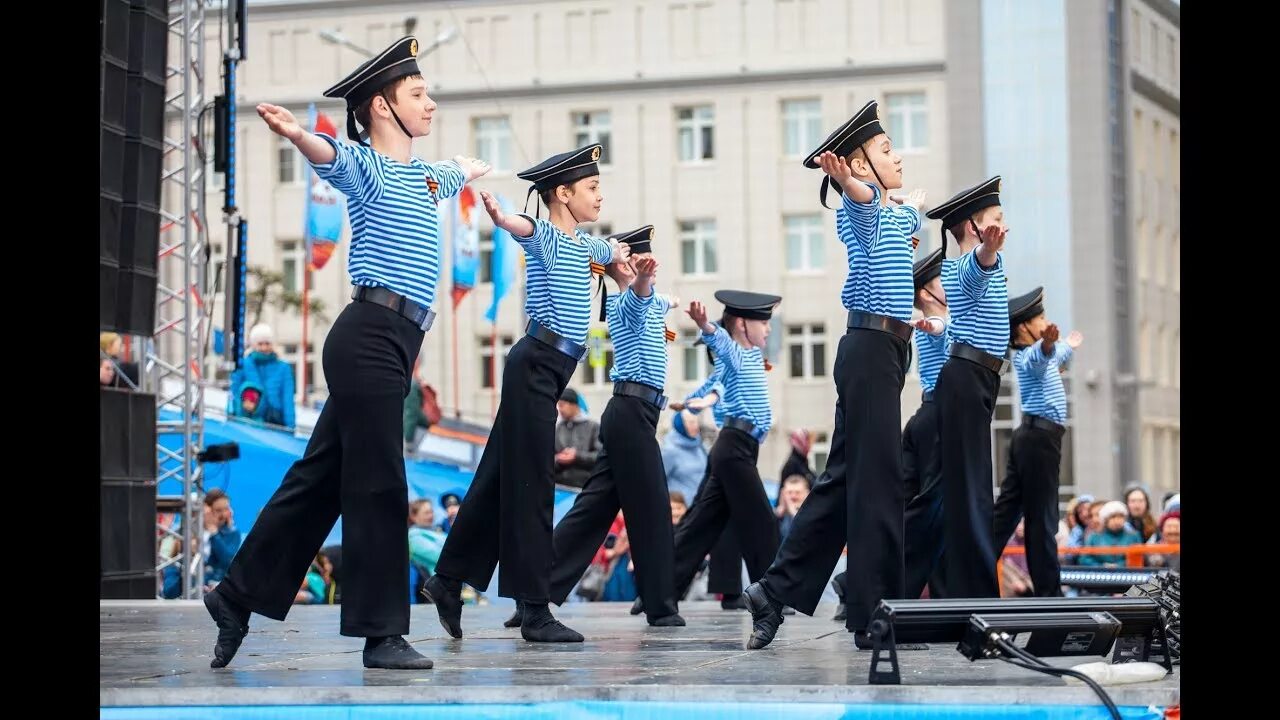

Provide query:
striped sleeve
left=424, top=159, right=466, bottom=201
left=956, top=248, right=1003, bottom=302
left=703, top=325, right=742, bottom=371
left=1017, top=340, right=1072, bottom=376
left=511, top=214, right=559, bottom=268
left=654, top=293, right=675, bottom=315
left=613, top=287, right=653, bottom=331
left=891, top=204, right=922, bottom=236
left=308, top=134, right=384, bottom=201
left=584, top=232, right=615, bottom=265
left=837, top=181, right=884, bottom=254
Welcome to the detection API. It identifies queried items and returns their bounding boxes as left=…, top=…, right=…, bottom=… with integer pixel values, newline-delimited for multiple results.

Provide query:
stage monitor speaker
left=128, top=8, right=168, bottom=82
left=100, top=260, right=119, bottom=332
left=122, top=137, right=162, bottom=208
left=124, top=73, right=165, bottom=144
left=120, top=202, right=159, bottom=274
left=100, top=571, right=156, bottom=600
left=101, top=192, right=122, bottom=264
left=100, top=58, right=128, bottom=131
left=101, top=0, right=131, bottom=66
left=100, top=388, right=156, bottom=480
left=115, top=269, right=158, bottom=338
left=101, top=122, right=125, bottom=198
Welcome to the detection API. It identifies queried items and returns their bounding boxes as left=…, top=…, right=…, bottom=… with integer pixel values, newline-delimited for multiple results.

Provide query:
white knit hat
left=1099, top=500, right=1128, bottom=523
left=249, top=323, right=274, bottom=345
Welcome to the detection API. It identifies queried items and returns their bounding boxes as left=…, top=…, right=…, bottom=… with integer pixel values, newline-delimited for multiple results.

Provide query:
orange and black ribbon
left=590, top=262, right=607, bottom=321
left=664, top=327, right=677, bottom=343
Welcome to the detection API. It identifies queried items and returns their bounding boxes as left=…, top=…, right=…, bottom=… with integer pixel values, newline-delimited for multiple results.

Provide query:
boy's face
left=732, top=317, right=770, bottom=349
left=846, top=133, right=903, bottom=191
left=384, top=76, right=436, bottom=137
left=1105, top=514, right=1127, bottom=533
left=1162, top=518, right=1180, bottom=543
left=241, top=396, right=258, bottom=413
left=556, top=176, right=602, bottom=223
left=670, top=500, right=687, bottom=525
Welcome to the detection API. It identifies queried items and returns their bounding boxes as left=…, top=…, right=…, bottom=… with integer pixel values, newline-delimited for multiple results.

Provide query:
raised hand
left=890, top=188, right=927, bottom=212
left=453, top=155, right=492, bottom=182
left=686, top=301, right=709, bottom=331
left=257, top=103, right=304, bottom=142
left=979, top=223, right=1008, bottom=252
left=634, top=256, right=659, bottom=279
left=1041, top=323, right=1060, bottom=346
left=478, top=189, right=505, bottom=224
left=1066, top=330, right=1084, bottom=349
left=817, top=151, right=853, bottom=185
left=613, top=241, right=632, bottom=265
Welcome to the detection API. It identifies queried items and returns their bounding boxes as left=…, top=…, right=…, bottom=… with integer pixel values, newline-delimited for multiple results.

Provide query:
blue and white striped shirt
left=703, top=325, right=772, bottom=436
left=837, top=183, right=920, bottom=322
left=915, top=325, right=949, bottom=393
left=607, top=288, right=673, bottom=390
left=686, top=361, right=728, bottom=428
left=941, top=251, right=1009, bottom=357
left=512, top=214, right=614, bottom=345
left=1015, top=341, right=1072, bottom=424
left=310, top=134, right=465, bottom=310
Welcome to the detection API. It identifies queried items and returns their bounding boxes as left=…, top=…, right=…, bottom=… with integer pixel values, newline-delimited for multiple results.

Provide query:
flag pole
left=301, top=103, right=317, bottom=407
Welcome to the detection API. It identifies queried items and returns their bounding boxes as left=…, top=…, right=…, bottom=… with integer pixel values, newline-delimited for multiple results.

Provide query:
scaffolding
left=151, top=0, right=209, bottom=599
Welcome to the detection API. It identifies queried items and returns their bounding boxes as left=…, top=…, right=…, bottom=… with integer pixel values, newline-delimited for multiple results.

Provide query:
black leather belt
left=847, top=311, right=913, bottom=341
left=614, top=381, right=667, bottom=410
left=922, top=390, right=934, bottom=403
left=526, top=319, right=587, bottom=362
left=949, top=342, right=1010, bottom=375
left=351, top=286, right=436, bottom=331
left=724, top=416, right=764, bottom=442
left=1023, top=413, right=1065, bottom=435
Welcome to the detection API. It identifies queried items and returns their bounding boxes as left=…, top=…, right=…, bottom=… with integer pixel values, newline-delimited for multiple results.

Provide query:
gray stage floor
left=100, top=600, right=1179, bottom=708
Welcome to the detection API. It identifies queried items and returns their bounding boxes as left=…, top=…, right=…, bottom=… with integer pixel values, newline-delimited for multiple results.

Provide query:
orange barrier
left=996, top=543, right=1179, bottom=595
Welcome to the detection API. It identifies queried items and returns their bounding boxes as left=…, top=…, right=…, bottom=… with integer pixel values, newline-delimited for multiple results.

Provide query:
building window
left=784, top=214, right=824, bottom=271
left=479, top=335, right=515, bottom=389
left=885, top=92, right=928, bottom=152
left=277, top=136, right=305, bottom=185
left=572, top=111, right=612, bottom=166
left=811, top=431, right=830, bottom=475
left=786, top=323, right=827, bottom=379
left=680, top=219, right=718, bottom=276
left=682, top=329, right=714, bottom=382
left=781, top=99, right=822, bottom=158
left=281, top=240, right=302, bottom=293
left=474, top=116, right=512, bottom=172
left=676, top=105, right=715, bottom=162
left=1156, top=324, right=1168, bottom=386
